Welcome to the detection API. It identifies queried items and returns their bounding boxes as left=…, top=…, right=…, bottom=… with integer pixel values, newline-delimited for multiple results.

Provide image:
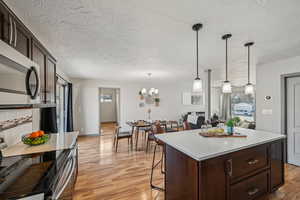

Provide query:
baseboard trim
left=101, top=121, right=117, bottom=124
left=79, top=133, right=100, bottom=137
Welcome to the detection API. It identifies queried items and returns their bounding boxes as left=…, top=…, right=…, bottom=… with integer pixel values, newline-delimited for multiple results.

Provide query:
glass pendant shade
left=245, top=83, right=254, bottom=95
left=193, top=78, right=203, bottom=93
left=141, top=88, right=147, bottom=95
left=154, top=88, right=159, bottom=95
left=244, top=42, right=255, bottom=96
left=222, top=81, right=232, bottom=93
left=148, top=88, right=155, bottom=95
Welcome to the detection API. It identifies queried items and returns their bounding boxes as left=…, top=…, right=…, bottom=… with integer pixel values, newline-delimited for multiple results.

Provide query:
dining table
left=126, top=121, right=168, bottom=150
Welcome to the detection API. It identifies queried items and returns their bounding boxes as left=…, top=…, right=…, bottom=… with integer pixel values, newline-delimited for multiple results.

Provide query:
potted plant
left=226, top=117, right=241, bottom=135
left=154, top=98, right=160, bottom=106
left=139, top=91, right=144, bottom=100
left=226, top=119, right=234, bottom=135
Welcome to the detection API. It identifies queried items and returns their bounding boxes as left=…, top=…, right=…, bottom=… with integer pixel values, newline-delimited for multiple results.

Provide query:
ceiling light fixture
left=222, top=34, right=232, bottom=93
left=244, top=42, right=255, bottom=95
left=140, top=73, right=159, bottom=97
left=192, top=23, right=203, bottom=93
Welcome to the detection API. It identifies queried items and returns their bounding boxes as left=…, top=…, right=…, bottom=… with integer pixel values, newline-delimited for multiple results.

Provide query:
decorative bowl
left=22, top=133, right=50, bottom=146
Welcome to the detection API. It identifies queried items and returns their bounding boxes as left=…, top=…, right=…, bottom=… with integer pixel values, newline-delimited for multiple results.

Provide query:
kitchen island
left=156, top=128, right=286, bottom=200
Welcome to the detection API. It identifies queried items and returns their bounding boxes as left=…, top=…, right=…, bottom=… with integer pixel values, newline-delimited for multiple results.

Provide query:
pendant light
left=192, top=23, right=203, bottom=93
left=244, top=42, right=255, bottom=95
left=222, top=34, right=232, bottom=93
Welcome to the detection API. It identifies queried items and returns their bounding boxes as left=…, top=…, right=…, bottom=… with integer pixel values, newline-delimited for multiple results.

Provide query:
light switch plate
left=262, top=109, right=273, bottom=115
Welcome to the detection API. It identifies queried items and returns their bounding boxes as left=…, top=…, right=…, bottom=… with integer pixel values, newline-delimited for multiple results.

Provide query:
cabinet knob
left=248, top=159, right=259, bottom=165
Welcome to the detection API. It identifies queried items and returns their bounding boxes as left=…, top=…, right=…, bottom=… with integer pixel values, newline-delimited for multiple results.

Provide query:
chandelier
left=140, top=73, right=159, bottom=97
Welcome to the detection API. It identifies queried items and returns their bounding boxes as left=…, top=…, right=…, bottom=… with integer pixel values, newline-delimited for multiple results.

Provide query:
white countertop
left=2, top=131, right=79, bottom=157
left=155, top=128, right=286, bottom=161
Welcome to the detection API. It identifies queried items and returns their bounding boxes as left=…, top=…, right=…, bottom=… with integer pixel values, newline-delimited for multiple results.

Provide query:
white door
left=287, top=76, right=300, bottom=166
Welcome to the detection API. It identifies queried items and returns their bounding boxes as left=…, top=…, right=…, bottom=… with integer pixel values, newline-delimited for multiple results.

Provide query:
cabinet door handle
left=247, top=188, right=259, bottom=196
left=9, top=16, right=13, bottom=45
left=14, top=20, right=17, bottom=47
left=226, top=159, right=233, bottom=177
left=248, top=159, right=259, bottom=165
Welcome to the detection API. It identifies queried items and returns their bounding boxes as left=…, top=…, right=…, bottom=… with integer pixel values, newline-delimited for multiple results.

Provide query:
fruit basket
left=22, top=131, right=50, bottom=146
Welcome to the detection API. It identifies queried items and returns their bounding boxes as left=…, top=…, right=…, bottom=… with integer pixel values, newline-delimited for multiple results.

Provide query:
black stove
left=0, top=146, right=78, bottom=200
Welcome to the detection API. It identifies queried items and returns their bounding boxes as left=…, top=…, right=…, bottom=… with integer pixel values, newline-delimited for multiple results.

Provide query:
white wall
left=256, top=55, right=300, bottom=133
left=73, top=78, right=208, bottom=135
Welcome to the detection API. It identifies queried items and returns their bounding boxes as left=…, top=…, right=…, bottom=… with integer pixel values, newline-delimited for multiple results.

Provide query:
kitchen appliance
left=0, top=40, right=40, bottom=109
left=0, top=146, right=78, bottom=200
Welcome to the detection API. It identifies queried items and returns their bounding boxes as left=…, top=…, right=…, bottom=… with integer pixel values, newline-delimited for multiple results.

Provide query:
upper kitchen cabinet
left=32, top=39, right=47, bottom=102
left=0, top=2, right=10, bottom=44
left=46, top=56, right=56, bottom=104
left=0, top=1, right=57, bottom=105
left=0, top=1, right=31, bottom=58
left=14, top=19, right=31, bottom=58
left=32, top=38, right=56, bottom=104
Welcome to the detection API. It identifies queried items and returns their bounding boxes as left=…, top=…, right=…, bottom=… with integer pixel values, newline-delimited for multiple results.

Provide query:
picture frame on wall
left=182, top=92, right=205, bottom=106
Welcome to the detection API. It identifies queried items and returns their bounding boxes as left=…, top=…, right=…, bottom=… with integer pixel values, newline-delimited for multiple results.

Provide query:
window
left=231, top=87, right=255, bottom=122
left=100, top=94, right=113, bottom=103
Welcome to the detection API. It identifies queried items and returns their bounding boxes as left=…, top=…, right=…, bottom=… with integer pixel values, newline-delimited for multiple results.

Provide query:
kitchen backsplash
left=0, top=109, right=40, bottom=147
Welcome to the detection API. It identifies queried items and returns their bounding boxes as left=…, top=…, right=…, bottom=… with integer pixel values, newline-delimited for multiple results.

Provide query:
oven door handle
left=52, top=156, right=75, bottom=199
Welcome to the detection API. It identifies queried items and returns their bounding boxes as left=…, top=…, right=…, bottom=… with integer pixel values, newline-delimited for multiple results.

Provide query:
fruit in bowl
left=22, top=131, right=50, bottom=146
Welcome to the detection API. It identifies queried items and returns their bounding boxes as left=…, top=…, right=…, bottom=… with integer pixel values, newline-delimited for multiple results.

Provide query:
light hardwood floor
left=100, top=122, right=117, bottom=136
left=74, top=129, right=300, bottom=200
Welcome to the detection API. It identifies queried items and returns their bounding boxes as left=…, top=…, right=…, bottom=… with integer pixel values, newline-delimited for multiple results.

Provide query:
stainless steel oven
left=50, top=146, right=78, bottom=200
left=0, top=147, right=78, bottom=200
left=0, top=40, right=40, bottom=108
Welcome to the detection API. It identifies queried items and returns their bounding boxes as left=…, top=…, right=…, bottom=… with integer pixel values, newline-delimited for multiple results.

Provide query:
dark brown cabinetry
left=0, top=2, right=31, bottom=58
left=32, top=39, right=47, bottom=102
left=165, top=139, right=285, bottom=200
left=32, top=39, right=56, bottom=104
left=0, top=2, right=10, bottom=44
left=46, top=56, right=56, bottom=104
left=14, top=20, right=31, bottom=58
left=0, top=0, right=57, bottom=105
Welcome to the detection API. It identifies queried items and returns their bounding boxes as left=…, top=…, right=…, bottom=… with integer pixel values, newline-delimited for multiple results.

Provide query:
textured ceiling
left=4, top=0, right=300, bottom=85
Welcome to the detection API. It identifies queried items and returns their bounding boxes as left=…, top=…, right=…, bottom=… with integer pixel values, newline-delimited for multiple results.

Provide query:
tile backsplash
left=0, top=109, right=40, bottom=147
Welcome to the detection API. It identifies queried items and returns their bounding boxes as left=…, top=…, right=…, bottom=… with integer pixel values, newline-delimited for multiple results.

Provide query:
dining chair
left=183, top=120, right=191, bottom=130
left=149, top=122, right=165, bottom=191
left=166, top=120, right=179, bottom=132
left=113, top=126, right=133, bottom=152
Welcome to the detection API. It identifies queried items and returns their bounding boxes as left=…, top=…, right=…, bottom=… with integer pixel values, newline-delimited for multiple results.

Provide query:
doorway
left=99, top=88, right=120, bottom=135
left=286, top=76, right=300, bottom=166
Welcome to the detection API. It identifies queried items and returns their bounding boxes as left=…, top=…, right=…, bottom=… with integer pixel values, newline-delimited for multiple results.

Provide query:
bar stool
left=149, top=122, right=165, bottom=191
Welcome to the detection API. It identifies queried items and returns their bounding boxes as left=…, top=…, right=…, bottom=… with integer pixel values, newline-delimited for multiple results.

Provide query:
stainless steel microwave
left=0, top=40, right=40, bottom=108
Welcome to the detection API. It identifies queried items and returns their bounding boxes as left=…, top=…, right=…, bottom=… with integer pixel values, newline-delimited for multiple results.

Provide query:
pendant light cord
left=247, top=45, right=250, bottom=84
left=225, top=38, right=228, bottom=81
left=196, top=30, right=199, bottom=78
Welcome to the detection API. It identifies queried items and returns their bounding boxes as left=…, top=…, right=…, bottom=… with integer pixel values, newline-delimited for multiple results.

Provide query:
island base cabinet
left=164, top=139, right=285, bottom=200
left=230, top=170, right=269, bottom=200
left=165, top=145, right=199, bottom=200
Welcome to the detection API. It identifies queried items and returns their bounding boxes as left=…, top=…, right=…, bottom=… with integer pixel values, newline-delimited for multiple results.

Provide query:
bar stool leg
left=161, top=146, right=165, bottom=174
left=150, top=144, right=165, bottom=191
left=135, top=127, right=139, bottom=150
